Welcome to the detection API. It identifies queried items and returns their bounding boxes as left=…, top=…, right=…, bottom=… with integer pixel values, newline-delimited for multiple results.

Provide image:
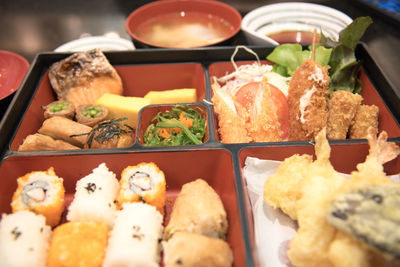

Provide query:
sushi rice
left=103, top=202, right=164, bottom=267
left=67, top=163, right=119, bottom=229
left=0, top=211, right=52, bottom=267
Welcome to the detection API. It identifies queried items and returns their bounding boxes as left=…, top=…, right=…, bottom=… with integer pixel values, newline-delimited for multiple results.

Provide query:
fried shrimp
left=327, top=91, right=363, bottom=140
left=247, top=77, right=283, bottom=142
left=288, top=59, right=330, bottom=141
left=211, top=81, right=251, bottom=143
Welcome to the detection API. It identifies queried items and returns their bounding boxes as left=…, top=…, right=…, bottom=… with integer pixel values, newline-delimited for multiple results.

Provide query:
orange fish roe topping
left=156, top=112, right=194, bottom=139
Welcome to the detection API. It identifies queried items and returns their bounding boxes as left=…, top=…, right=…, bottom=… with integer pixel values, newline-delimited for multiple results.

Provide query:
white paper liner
left=242, top=156, right=400, bottom=266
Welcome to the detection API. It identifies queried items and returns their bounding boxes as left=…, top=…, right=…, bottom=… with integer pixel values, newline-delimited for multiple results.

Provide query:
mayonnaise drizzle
left=308, top=65, right=326, bottom=84
left=299, top=85, right=317, bottom=123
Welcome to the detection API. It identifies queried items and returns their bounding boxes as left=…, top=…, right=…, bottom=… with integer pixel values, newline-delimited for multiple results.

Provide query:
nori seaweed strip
left=71, top=117, right=134, bottom=148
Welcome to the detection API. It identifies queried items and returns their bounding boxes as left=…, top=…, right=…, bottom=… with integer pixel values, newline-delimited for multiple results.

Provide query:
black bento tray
left=0, top=43, right=399, bottom=267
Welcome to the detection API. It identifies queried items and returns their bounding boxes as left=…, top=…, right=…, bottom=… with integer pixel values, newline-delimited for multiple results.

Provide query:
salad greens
left=266, top=16, right=373, bottom=94
left=143, top=104, right=206, bottom=146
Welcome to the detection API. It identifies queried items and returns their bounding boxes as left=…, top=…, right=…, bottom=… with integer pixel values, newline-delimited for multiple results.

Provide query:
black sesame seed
left=84, top=182, right=97, bottom=193
left=11, top=227, right=22, bottom=240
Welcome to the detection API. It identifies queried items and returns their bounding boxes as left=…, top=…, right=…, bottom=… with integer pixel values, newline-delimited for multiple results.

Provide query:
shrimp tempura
left=264, top=127, right=400, bottom=267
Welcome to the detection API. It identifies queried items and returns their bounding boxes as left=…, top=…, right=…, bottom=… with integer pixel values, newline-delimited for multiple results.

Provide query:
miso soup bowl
left=126, top=0, right=242, bottom=48
left=242, top=2, right=353, bottom=46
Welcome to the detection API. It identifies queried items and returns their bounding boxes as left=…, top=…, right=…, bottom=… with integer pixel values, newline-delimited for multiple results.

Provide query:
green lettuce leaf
left=266, top=16, right=372, bottom=94
left=322, top=16, right=372, bottom=93
left=266, top=44, right=332, bottom=77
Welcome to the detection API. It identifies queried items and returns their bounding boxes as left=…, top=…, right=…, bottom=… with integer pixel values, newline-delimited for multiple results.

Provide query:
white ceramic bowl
left=54, top=36, right=135, bottom=52
left=242, top=2, right=353, bottom=46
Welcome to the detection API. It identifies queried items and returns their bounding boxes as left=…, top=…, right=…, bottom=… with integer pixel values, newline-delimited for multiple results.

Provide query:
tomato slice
left=234, top=81, right=260, bottom=114
left=235, top=81, right=289, bottom=140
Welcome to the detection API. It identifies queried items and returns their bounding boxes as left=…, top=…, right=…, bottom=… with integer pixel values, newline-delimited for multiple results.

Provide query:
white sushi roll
left=67, top=163, right=119, bottom=229
left=0, top=211, right=52, bottom=267
left=102, top=202, right=163, bottom=267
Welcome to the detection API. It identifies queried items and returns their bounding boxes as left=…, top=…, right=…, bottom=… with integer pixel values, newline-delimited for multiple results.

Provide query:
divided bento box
left=0, top=44, right=399, bottom=267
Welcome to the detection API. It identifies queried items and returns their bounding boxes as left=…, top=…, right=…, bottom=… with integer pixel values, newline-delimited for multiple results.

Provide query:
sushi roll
left=67, top=163, right=119, bottom=229
left=117, top=162, right=166, bottom=214
left=163, top=232, right=233, bottom=267
left=164, top=179, right=228, bottom=240
left=103, top=202, right=163, bottom=267
left=11, top=167, right=65, bottom=227
left=47, top=221, right=108, bottom=267
left=0, top=211, right=52, bottom=267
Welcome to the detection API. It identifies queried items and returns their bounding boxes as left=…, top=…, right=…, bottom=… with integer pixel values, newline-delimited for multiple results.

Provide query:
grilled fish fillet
left=48, top=49, right=123, bottom=106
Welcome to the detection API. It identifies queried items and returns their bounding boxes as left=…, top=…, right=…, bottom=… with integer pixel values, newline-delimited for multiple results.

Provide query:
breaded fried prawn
left=247, top=77, right=283, bottom=142
left=211, top=81, right=251, bottom=143
left=349, top=104, right=379, bottom=139
left=327, top=91, right=363, bottom=140
left=288, top=59, right=330, bottom=141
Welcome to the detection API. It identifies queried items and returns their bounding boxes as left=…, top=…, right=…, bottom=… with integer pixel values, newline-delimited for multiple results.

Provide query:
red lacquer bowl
left=126, top=0, right=242, bottom=48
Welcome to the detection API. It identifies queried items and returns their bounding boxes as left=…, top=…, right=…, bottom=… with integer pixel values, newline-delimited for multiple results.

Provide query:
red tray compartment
left=208, top=60, right=400, bottom=143
left=237, top=142, right=400, bottom=266
left=10, top=63, right=206, bottom=151
left=137, top=103, right=209, bottom=146
left=0, top=149, right=246, bottom=266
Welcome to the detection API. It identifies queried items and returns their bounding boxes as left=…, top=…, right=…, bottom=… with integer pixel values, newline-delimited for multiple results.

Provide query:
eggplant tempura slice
left=327, top=184, right=400, bottom=260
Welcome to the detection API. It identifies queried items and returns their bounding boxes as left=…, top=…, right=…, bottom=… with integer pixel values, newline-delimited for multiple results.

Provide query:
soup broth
left=136, top=12, right=234, bottom=48
left=268, top=30, right=320, bottom=44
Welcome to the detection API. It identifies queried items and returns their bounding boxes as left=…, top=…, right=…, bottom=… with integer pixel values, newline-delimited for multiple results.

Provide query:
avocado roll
left=75, top=104, right=109, bottom=127
left=11, top=167, right=65, bottom=227
left=165, top=179, right=228, bottom=240
left=0, top=211, right=52, bottom=267
left=67, top=163, right=119, bottom=229
left=163, top=232, right=233, bottom=267
left=117, top=162, right=166, bottom=215
left=43, top=100, right=75, bottom=120
left=103, top=202, right=163, bottom=267
left=47, top=221, right=108, bottom=267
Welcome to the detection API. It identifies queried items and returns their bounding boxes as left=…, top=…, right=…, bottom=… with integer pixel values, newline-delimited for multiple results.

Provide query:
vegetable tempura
left=264, top=127, right=399, bottom=267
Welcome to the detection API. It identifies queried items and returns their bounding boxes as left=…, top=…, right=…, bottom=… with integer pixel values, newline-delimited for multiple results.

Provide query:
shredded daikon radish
left=216, top=46, right=289, bottom=96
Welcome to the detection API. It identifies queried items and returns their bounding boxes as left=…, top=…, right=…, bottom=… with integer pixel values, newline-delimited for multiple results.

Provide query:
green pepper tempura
left=143, top=105, right=206, bottom=146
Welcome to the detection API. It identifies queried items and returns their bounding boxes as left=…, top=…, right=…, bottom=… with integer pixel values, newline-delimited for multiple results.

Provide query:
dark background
left=1, top=0, right=399, bottom=97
